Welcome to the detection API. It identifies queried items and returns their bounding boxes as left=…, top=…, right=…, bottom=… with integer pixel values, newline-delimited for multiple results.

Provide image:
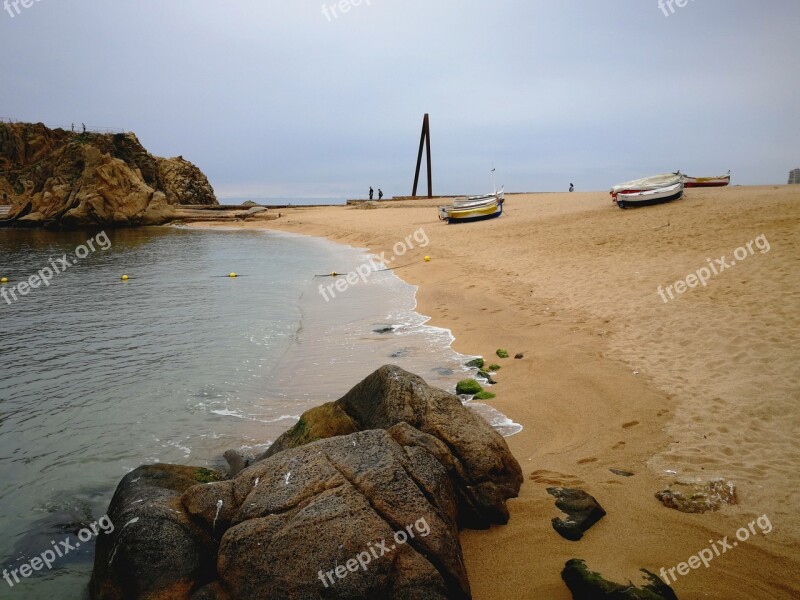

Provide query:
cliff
left=0, top=122, right=217, bottom=228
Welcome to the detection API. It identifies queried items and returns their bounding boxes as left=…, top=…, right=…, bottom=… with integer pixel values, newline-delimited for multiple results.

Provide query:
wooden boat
left=439, top=191, right=504, bottom=223
left=615, top=182, right=684, bottom=209
left=683, top=171, right=730, bottom=188
left=610, top=173, right=682, bottom=201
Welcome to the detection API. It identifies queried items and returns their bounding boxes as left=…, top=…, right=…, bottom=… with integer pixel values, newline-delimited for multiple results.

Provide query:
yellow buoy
left=121, top=275, right=129, bottom=281
left=229, top=273, right=237, bottom=278
left=331, top=272, right=338, bottom=277
left=1, top=277, right=8, bottom=284
left=424, top=256, right=431, bottom=262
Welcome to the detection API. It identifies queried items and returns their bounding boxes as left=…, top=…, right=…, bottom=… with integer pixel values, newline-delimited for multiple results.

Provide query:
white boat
left=438, top=190, right=504, bottom=223
left=610, top=173, right=682, bottom=199
left=683, top=171, right=730, bottom=188
left=616, top=182, right=684, bottom=209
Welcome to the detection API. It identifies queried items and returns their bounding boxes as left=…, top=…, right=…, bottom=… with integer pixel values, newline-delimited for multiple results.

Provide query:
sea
left=0, top=226, right=519, bottom=598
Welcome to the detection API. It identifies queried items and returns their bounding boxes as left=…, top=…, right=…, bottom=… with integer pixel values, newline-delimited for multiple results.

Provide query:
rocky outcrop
left=91, top=366, right=523, bottom=599
left=0, top=122, right=216, bottom=229
left=261, top=365, right=523, bottom=529
left=562, top=559, right=678, bottom=600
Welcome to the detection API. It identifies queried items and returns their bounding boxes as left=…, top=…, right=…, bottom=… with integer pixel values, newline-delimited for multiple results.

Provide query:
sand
left=194, top=185, right=800, bottom=599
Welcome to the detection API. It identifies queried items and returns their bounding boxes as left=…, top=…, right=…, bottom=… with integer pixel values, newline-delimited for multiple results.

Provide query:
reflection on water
left=0, top=226, right=518, bottom=597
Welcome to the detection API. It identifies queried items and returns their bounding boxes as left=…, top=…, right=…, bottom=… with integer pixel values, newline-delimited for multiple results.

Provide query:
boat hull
left=440, top=201, right=503, bottom=223
left=616, top=183, right=684, bottom=209
left=683, top=175, right=730, bottom=188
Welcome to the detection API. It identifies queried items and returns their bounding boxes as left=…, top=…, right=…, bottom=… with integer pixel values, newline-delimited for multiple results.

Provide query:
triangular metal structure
left=412, top=114, right=433, bottom=198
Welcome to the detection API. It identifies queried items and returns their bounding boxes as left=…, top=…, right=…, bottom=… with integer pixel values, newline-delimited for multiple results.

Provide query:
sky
left=1, top=0, right=799, bottom=199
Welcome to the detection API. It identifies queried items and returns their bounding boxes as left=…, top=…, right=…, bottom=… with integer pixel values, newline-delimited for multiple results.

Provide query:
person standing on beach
left=369, top=187, right=374, bottom=200
left=569, top=183, right=574, bottom=192
left=378, top=189, right=384, bottom=200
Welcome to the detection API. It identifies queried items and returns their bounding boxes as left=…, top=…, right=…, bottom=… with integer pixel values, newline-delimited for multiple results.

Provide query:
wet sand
left=193, top=185, right=800, bottom=599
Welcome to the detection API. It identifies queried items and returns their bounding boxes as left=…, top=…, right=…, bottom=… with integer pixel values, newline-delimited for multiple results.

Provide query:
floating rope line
left=315, top=257, right=430, bottom=278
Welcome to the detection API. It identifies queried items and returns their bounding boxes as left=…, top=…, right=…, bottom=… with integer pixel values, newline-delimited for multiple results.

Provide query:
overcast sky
left=1, top=0, right=798, bottom=198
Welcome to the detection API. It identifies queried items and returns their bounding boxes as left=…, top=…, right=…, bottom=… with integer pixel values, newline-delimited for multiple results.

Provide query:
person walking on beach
left=378, top=189, right=384, bottom=200
left=569, top=183, right=574, bottom=192
left=369, top=187, right=374, bottom=200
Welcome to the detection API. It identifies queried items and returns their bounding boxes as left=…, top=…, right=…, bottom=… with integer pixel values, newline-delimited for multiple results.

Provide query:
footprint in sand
left=622, top=421, right=640, bottom=429
left=613, top=441, right=626, bottom=450
left=577, top=457, right=598, bottom=465
left=657, top=410, right=669, bottom=417
left=529, top=470, right=584, bottom=487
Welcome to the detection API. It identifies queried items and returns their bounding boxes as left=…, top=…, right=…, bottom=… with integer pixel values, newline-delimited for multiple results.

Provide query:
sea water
left=0, top=227, right=519, bottom=597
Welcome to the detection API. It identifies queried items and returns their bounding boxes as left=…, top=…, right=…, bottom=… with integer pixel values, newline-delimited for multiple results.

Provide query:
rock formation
left=0, top=122, right=216, bottom=229
left=90, top=366, right=523, bottom=599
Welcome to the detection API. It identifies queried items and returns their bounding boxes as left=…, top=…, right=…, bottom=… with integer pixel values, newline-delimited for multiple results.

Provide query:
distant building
left=789, top=169, right=800, bottom=184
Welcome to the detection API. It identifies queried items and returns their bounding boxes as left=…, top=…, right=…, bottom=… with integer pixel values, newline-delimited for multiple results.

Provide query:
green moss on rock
left=496, top=349, right=510, bottom=359
left=489, top=364, right=502, bottom=372
left=193, top=467, right=223, bottom=484
left=562, top=559, right=678, bottom=599
left=474, top=391, right=496, bottom=400
left=456, top=379, right=483, bottom=395
left=465, top=358, right=485, bottom=369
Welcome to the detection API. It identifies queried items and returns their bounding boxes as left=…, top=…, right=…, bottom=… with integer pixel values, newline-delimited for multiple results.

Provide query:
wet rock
left=223, top=449, right=248, bottom=477
left=496, top=349, right=509, bottom=358
left=90, top=464, right=223, bottom=599
left=373, top=325, right=395, bottom=334
left=477, top=370, right=497, bottom=384
left=514, top=353, right=524, bottom=359
left=656, top=478, right=737, bottom=513
left=390, top=347, right=410, bottom=358
left=473, top=391, right=496, bottom=400
left=465, top=358, right=485, bottom=369
left=456, top=379, right=483, bottom=395
left=562, top=559, right=678, bottom=599
left=547, top=488, right=606, bottom=541
left=432, top=367, right=455, bottom=376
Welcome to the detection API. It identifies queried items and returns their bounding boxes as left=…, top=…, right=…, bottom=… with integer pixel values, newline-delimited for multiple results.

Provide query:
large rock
left=261, top=365, right=523, bottom=528
left=0, top=122, right=216, bottom=228
left=89, top=464, right=223, bottom=599
left=182, top=429, right=470, bottom=599
left=91, top=366, right=523, bottom=599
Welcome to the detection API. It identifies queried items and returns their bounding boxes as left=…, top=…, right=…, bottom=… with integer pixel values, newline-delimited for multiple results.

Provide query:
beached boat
left=615, top=181, right=684, bottom=209
left=438, top=190, right=504, bottom=223
left=683, top=171, right=731, bottom=188
left=610, top=173, right=682, bottom=201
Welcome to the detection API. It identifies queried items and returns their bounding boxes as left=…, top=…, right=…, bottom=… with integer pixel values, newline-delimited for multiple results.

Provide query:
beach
left=194, top=185, right=800, bottom=599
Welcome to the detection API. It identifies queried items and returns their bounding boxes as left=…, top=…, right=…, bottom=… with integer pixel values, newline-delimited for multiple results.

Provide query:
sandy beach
left=194, top=185, right=799, bottom=599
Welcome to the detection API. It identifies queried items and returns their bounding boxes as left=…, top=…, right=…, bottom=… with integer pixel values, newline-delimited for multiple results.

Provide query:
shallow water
left=0, top=227, right=517, bottom=597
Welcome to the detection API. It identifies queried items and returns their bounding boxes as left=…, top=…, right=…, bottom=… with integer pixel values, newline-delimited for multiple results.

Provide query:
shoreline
left=188, top=185, right=799, bottom=599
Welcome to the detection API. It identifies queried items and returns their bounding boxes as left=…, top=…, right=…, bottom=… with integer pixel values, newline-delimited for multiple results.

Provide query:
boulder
left=182, top=429, right=470, bottom=600
left=90, top=465, right=224, bottom=599
left=261, top=365, right=523, bottom=528
left=547, top=488, right=606, bottom=541
left=91, top=367, right=522, bottom=599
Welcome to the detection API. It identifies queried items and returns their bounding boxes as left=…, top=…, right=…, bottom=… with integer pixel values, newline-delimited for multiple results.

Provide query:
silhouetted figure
left=82, top=123, right=86, bottom=133
left=71, top=123, right=75, bottom=132
left=369, top=186, right=374, bottom=200
left=569, top=183, right=574, bottom=192
left=378, top=189, right=384, bottom=200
